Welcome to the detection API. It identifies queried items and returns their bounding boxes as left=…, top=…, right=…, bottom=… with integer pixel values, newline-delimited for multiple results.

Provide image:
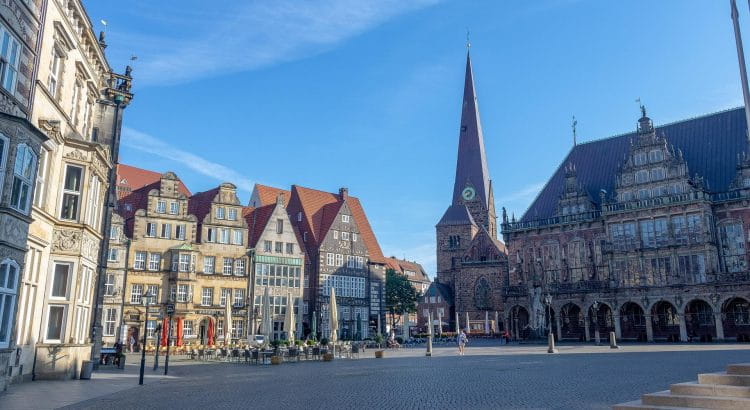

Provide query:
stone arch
left=620, top=301, right=647, bottom=341
left=684, top=299, right=715, bottom=341
left=588, top=302, right=614, bottom=340
left=559, top=302, right=584, bottom=340
left=722, top=297, right=750, bottom=341
left=651, top=300, right=680, bottom=341
left=508, top=305, right=530, bottom=340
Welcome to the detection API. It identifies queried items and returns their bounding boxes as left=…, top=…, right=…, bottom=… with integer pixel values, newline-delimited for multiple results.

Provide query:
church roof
left=437, top=203, right=476, bottom=226
left=520, top=107, right=747, bottom=222
left=451, top=51, right=491, bottom=208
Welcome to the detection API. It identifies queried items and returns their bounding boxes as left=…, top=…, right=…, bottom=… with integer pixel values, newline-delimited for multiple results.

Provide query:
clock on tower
left=461, top=186, right=476, bottom=201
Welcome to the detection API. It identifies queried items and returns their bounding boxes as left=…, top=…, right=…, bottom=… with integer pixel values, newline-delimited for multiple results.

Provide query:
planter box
left=270, top=356, right=283, bottom=365
left=374, top=350, right=384, bottom=359
left=322, top=353, right=334, bottom=361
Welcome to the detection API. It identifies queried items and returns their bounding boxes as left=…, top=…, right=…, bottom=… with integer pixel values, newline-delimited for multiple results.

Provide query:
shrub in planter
left=320, top=338, right=329, bottom=346
left=374, top=350, right=384, bottom=359
left=306, top=339, right=316, bottom=346
left=270, top=356, right=283, bottom=365
left=323, top=353, right=334, bottom=361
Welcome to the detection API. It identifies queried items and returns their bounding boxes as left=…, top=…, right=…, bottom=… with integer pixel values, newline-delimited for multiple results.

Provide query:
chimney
left=339, top=187, right=348, bottom=200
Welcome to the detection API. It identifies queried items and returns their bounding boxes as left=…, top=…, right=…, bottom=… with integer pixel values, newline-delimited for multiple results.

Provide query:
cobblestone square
left=5, top=343, right=750, bottom=410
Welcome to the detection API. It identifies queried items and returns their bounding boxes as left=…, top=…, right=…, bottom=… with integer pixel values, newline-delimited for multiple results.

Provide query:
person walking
left=502, top=329, right=510, bottom=345
left=457, top=330, right=468, bottom=355
left=129, top=334, right=136, bottom=353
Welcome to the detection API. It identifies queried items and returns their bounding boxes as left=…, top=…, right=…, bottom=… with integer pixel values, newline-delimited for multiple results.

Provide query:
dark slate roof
left=426, top=282, right=453, bottom=305
left=437, top=203, right=476, bottom=226
left=521, top=107, right=747, bottom=222
left=452, top=51, right=491, bottom=208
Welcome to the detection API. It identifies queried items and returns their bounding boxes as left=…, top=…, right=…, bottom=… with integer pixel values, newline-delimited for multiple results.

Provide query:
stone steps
left=613, top=363, right=750, bottom=409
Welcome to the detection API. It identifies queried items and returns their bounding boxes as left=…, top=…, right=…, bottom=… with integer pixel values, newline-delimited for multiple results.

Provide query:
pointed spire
left=572, top=115, right=578, bottom=146
left=452, top=50, right=491, bottom=208
left=731, top=0, right=750, bottom=139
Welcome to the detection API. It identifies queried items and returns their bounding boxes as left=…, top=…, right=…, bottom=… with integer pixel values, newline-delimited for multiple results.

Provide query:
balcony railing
left=603, top=234, right=708, bottom=253
left=502, top=210, right=601, bottom=232
left=604, top=191, right=709, bottom=213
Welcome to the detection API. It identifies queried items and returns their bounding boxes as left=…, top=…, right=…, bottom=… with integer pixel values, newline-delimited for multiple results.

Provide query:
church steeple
left=452, top=51, right=491, bottom=209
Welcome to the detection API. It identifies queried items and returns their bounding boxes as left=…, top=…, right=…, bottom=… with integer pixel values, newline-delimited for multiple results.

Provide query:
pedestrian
left=457, top=330, right=468, bottom=355
left=129, top=335, right=135, bottom=353
left=503, top=330, right=510, bottom=345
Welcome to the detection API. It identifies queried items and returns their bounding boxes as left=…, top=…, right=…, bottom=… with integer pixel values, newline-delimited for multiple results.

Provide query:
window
left=223, top=258, right=233, bottom=275
left=342, top=215, right=350, bottom=223
left=110, top=226, right=119, bottom=240
left=233, top=230, right=243, bottom=245
left=176, top=284, right=190, bottom=302
left=297, top=212, right=302, bottom=222
left=104, top=274, right=115, bottom=296
left=233, top=289, right=245, bottom=307
left=130, top=284, right=143, bottom=304
left=654, top=218, right=668, bottom=246
left=146, top=222, right=157, bottom=237
left=60, top=165, right=83, bottom=220
left=352, top=233, right=358, bottom=242
left=146, top=285, right=159, bottom=303
left=11, top=144, right=36, bottom=214
left=0, top=259, right=19, bottom=347
left=156, top=200, right=166, bottom=213
left=228, top=208, right=237, bottom=220
left=634, top=152, right=647, bottom=166
left=356, top=256, right=365, bottom=269
left=286, top=243, right=294, bottom=254
left=220, top=228, right=229, bottom=244
left=179, top=254, right=191, bottom=272
left=346, top=255, right=355, bottom=268
left=640, top=220, right=656, bottom=248
left=84, top=175, right=102, bottom=228
left=108, top=248, right=118, bottom=262
left=264, top=240, right=272, bottom=252
left=70, top=81, right=81, bottom=125
left=651, top=168, right=666, bottom=181
left=341, top=232, right=350, bottom=241
left=277, top=219, right=284, bottom=234
left=234, top=259, right=245, bottom=276
left=672, top=216, right=687, bottom=245
left=231, top=319, right=244, bottom=339
left=81, top=98, right=92, bottom=138
left=47, top=49, right=63, bottom=97
left=638, top=189, right=649, bottom=200
left=51, top=263, right=71, bottom=299
left=146, top=320, right=156, bottom=338
left=220, top=288, right=231, bottom=307
left=201, top=287, right=213, bottom=306
left=303, top=232, right=307, bottom=242
left=649, top=150, right=663, bottom=163
left=327, top=253, right=335, bottom=266
left=216, top=207, right=225, bottom=219
left=0, top=29, right=20, bottom=93
left=160, top=223, right=171, bottom=239
left=678, top=254, right=706, bottom=283
left=45, top=305, right=65, bottom=342
left=333, top=230, right=338, bottom=240
left=134, top=252, right=146, bottom=270
left=206, top=228, right=215, bottom=242
left=335, top=254, right=343, bottom=266
left=275, top=242, right=283, bottom=253
left=104, top=308, right=117, bottom=336
left=720, top=222, right=747, bottom=273
left=33, top=148, right=49, bottom=208
left=203, top=256, right=215, bottom=274
left=148, top=253, right=161, bottom=271
left=183, top=320, right=194, bottom=337
left=635, top=170, right=649, bottom=184
left=176, top=224, right=186, bottom=240
left=169, top=201, right=178, bottom=215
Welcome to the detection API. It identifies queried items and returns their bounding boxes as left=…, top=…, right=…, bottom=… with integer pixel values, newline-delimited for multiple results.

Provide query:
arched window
left=474, top=277, right=492, bottom=310
left=10, top=143, right=36, bottom=214
left=0, top=258, right=20, bottom=348
left=719, top=221, right=747, bottom=273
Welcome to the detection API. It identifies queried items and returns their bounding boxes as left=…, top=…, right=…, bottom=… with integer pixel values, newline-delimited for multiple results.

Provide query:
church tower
left=436, top=50, right=497, bottom=286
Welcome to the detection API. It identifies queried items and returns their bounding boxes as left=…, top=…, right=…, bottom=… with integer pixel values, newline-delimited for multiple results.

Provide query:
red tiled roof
left=254, top=184, right=291, bottom=207
left=116, top=164, right=191, bottom=199
left=187, top=188, right=219, bottom=242
left=386, top=257, right=430, bottom=283
left=287, top=185, right=385, bottom=263
left=243, top=204, right=275, bottom=248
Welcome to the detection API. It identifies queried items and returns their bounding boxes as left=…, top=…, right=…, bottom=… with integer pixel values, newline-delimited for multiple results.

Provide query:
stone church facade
left=434, top=52, right=507, bottom=334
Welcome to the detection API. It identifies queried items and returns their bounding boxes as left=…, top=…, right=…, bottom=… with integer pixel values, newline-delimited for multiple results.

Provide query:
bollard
left=426, top=336, right=432, bottom=357
left=609, top=331, right=620, bottom=349
left=547, top=332, right=558, bottom=354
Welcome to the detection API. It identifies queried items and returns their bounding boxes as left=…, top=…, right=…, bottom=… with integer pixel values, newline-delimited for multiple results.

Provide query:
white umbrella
left=494, top=311, right=499, bottom=334
left=329, top=287, right=338, bottom=345
left=455, top=311, right=460, bottom=333
left=465, top=312, right=470, bottom=333
left=485, top=311, right=490, bottom=335
left=296, top=297, right=304, bottom=340
left=284, top=292, right=295, bottom=342
left=225, top=296, right=232, bottom=345
left=261, top=287, right=272, bottom=345
left=437, top=310, right=443, bottom=336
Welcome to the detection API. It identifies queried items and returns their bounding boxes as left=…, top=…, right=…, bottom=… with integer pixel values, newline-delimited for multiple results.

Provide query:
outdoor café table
left=260, top=350, right=274, bottom=364
left=205, top=349, right=215, bottom=360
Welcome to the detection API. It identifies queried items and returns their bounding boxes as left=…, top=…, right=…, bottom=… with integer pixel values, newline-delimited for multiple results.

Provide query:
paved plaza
left=4, top=342, right=750, bottom=410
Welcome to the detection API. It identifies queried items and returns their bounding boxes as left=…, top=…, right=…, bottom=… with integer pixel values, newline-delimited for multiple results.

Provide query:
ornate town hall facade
left=435, top=52, right=507, bottom=333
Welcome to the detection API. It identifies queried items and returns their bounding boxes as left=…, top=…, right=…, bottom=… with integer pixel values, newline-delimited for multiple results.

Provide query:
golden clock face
left=462, top=187, right=475, bottom=201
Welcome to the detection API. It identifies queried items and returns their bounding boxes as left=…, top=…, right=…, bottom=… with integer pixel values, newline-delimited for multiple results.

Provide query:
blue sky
left=84, top=0, right=745, bottom=277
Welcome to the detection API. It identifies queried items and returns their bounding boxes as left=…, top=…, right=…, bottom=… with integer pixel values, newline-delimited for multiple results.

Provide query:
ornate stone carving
left=81, top=232, right=99, bottom=261
left=64, top=150, right=87, bottom=161
left=52, top=228, right=81, bottom=253
left=0, top=214, right=28, bottom=246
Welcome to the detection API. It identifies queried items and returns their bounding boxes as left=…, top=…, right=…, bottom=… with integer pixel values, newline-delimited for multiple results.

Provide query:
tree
left=385, top=268, right=420, bottom=328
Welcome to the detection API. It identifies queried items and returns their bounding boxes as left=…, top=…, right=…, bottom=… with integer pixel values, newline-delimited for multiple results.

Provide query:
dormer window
left=216, top=207, right=225, bottom=219
left=634, top=153, right=647, bottom=166
left=169, top=202, right=178, bottom=215
left=297, top=212, right=302, bottom=222
left=635, top=170, right=649, bottom=184
left=650, top=167, right=665, bottom=181
left=156, top=200, right=166, bottom=214
left=649, top=150, right=663, bottom=163
left=228, top=208, right=237, bottom=221
left=342, top=215, right=350, bottom=223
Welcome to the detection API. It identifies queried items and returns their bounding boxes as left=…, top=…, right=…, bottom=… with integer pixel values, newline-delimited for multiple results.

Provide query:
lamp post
left=592, top=300, right=601, bottom=346
left=163, top=303, right=174, bottom=376
left=545, top=293, right=557, bottom=353
left=152, top=323, right=162, bottom=371
left=138, top=290, right=154, bottom=385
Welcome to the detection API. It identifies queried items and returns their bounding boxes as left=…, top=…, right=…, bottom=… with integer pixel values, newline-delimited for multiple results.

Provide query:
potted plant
left=374, top=333, right=385, bottom=358
left=320, top=338, right=334, bottom=361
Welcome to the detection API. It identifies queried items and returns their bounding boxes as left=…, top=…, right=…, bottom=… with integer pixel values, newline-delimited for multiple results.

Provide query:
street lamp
left=152, top=323, right=162, bottom=371
left=138, top=290, right=154, bottom=385
left=592, top=300, right=601, bottom=346
left=544, top=293, right=553, bottom=336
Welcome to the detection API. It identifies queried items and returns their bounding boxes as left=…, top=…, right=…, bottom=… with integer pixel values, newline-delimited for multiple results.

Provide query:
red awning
left=176, top=317, right=183, bottom=347
left=161, top=317, right=168, bottom=347
left=207, top=318, right=215, bottom=346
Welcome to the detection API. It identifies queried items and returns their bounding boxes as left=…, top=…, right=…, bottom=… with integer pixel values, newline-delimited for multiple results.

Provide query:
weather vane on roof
left=466, top=28, right=471, bottom=49
left=636, top=97, right=646, bottom=118
left=572, top=115, right=578, bottom=146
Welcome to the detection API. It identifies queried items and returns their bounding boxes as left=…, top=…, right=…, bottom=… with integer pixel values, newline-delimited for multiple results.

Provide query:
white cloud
left=496, top=181, right=545, bottom=204
left=121, top=127, right=254, bottom=192
left=119, top=0, right=441, bottom=85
